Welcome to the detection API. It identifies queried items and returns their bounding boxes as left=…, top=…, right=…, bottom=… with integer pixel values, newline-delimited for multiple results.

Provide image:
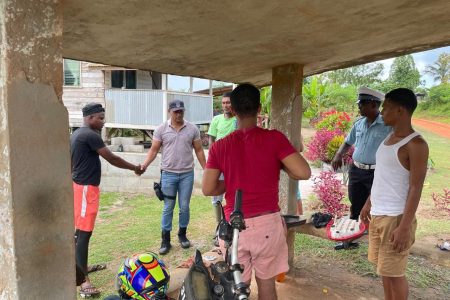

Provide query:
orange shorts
left=220, top=212, right=289, bottom=282
left=368, top=215, right=417, bottom=277
left=73, top=182, right=100, bottom=232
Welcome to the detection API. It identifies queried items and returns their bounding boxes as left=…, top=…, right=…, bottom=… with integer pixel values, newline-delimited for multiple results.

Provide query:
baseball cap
left=168, top=99, right=185, bottom=111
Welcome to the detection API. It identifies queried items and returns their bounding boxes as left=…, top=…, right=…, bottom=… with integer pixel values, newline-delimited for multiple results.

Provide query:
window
left=125, top=70, right=136, bottom=89
left=111, top=70, right=136, bottom=89
left=63, top=59, right=81, bottom=86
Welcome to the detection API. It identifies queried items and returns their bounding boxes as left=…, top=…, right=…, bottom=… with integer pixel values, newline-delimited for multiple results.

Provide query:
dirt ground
left=250, top=255, right=447, bottom=300
left=412, top=118, right=450, bottom=138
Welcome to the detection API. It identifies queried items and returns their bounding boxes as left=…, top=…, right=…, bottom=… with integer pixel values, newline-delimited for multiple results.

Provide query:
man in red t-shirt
left=203, top=84, right=311, bottom=300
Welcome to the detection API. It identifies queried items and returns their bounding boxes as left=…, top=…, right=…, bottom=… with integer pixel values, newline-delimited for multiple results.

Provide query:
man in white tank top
left=360, top=88, right=429, bottom=300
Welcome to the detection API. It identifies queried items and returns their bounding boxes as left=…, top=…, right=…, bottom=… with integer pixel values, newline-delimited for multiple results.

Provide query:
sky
left=378, top=45, right=450, bottom=87
left=168, top=46, right=450, bottom=91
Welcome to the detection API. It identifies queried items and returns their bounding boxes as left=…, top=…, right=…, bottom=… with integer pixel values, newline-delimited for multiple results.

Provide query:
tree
left=302, top=75, right=328, bottom=119
left=325, top=63, right=384, bottom=87
left=325, top=84, right=357, bottom=112
left=380, top=54, right=421, bottom=92
left=260, top=86, right=272, bottom=115
left=425, top=53, right=450, bottom=84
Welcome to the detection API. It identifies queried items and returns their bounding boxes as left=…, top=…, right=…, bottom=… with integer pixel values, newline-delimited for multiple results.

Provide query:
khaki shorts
left=220, top=212, right=289, bottom=282
left=368, top=215, right=417, bottom=277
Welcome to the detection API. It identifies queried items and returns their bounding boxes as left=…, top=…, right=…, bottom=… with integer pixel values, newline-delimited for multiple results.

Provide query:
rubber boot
left=159, top=230, right=171, bottom=255
left=178, top=227, right=191, bottom=248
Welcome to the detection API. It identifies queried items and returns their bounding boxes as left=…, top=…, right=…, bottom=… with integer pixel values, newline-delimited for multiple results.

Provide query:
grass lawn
left=83, top=194, right=216, bottom=298
left=414, top=129, right=450, bottom=238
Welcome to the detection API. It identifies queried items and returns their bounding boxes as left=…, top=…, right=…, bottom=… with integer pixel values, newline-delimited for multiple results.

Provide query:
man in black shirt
left=71, top=103, right=144, bottom=297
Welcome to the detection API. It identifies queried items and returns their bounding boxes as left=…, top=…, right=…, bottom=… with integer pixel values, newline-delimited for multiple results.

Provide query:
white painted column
left=162, top=74, right=168, bottom=121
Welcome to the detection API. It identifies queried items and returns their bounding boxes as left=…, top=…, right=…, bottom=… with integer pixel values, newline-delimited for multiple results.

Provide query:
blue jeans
left=161, top=170, right=194, bottom=231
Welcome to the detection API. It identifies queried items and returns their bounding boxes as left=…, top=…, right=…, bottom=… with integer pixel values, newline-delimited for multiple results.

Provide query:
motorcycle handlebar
left=233, top=189, right=242, bottom=213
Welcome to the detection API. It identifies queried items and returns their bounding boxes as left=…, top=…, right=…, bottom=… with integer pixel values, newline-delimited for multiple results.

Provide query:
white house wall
left=62, top=62, right=105, bottom=127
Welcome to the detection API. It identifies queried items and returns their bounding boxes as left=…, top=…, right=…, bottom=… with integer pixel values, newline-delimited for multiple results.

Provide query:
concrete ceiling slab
left=63, top=0, right=450, bottom=85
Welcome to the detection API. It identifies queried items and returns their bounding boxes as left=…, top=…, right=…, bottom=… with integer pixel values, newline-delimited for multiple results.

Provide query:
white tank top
left=370, top=131, right=420, bottom=216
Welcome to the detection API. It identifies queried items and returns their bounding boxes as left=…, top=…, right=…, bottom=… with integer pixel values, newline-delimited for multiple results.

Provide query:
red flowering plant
left=313, top=171, right=348, bottom=217
left=305, top=110, right=354, bottom=164
left=305, top=129, right=343, bottom=163
left=315, top=110, right=352, bottom=132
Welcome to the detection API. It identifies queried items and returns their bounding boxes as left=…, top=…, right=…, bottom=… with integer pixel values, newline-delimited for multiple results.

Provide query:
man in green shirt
left=208, top=92, right=237, bottom=143
left=208, top=92, right=237, bottom=244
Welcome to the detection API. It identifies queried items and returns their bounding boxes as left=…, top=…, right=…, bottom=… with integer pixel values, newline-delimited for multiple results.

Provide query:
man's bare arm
left=193, top=139, right=206, bottom=169
left=209, top=135, right=216, bottom=146
left=202, top=168, right=225, bottom=196
left=142, top=140, right=162, bottom=170
left=97, top=147, right=142, bottom=174
left=391, top=137, right=428, bottom=252
left=399, top=138, right=429, bottom=228
left=331, top=143, right=352, bottom=171
left=281, top=153, right=311, bottom=180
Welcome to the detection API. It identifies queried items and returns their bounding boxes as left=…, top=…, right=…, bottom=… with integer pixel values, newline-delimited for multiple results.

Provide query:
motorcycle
left=178, top=190, right=250, bottom=300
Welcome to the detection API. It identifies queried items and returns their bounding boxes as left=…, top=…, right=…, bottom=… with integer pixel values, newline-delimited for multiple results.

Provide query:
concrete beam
left=270, top=63, right=303, bottom=267
left=0, top=0, right=75, bottom=299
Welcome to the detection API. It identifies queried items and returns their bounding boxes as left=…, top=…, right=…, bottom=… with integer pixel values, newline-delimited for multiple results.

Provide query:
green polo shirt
left=208, top=114, right=237, bottom=140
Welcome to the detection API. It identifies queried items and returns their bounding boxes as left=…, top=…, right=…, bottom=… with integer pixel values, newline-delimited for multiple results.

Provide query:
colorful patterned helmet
left=116, top=252, right=170, bottom=300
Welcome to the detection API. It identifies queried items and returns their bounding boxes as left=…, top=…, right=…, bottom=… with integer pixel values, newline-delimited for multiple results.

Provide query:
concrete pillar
left=270, top=63, right=303, bottom=266
left=0, top=1, right=76, bottom=299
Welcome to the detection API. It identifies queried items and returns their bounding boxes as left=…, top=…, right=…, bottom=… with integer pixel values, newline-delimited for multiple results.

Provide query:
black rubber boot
left=178, top=227, right=191, bottom=249
left=159, top=230, right=171, bottom=255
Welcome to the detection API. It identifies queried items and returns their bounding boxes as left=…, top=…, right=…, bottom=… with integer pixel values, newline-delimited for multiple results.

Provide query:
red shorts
left=73, top=182, right=100, bottom=232
left=220, top=212, right=289, bottom=282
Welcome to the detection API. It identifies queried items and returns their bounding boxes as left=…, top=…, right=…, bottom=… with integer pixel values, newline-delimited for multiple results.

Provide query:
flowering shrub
left=432, top=189, right=450, bottom=216
left=315, top=110, right=352, bottom=132
left=326, top=135, right=345, bottom=162
left=313, top=171, right=348, bottom=217
left=305, top=129, right=343, bottom=163
left=305, top=110, right=354, bottom=164
left=326, top=135, right=354, bottom=165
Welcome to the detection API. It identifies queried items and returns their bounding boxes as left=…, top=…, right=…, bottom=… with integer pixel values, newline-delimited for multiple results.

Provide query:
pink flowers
left=313, top=171, right=348, bottom=217
left=305, top=110, right=354, bottom=164
left=305, top=129, right=343, bottom=163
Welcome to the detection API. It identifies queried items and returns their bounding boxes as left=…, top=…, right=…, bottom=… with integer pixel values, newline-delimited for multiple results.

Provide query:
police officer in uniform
left=332, top=87, right=392, bottom=223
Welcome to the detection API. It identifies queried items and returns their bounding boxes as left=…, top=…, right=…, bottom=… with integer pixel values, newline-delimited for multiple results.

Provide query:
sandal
left=79, top=284, right=101, bottom=298
left=87, top=263, right=107, bottom=273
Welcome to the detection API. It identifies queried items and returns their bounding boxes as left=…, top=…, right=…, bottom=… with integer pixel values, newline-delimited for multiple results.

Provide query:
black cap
left=168, top=99, right=185, bottom=111
left=82, top=103, right=105, bottom=117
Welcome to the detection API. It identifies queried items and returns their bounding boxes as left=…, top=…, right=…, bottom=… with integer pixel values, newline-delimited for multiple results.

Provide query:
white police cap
left=357, top=87, right=385, bottom=103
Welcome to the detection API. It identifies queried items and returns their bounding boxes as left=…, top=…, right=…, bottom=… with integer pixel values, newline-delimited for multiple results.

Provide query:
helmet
left=116, top=252, right=170, bottom=300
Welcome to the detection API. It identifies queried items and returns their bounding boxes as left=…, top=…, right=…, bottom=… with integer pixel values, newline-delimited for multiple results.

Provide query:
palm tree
left=425, top=53, right=450, bottom=84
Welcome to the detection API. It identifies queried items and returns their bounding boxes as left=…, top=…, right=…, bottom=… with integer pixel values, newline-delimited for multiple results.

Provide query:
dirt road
left=412, top=118, right=450, bottom=138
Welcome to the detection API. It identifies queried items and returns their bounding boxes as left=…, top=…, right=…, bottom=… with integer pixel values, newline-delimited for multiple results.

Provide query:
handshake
left=133, top=164, right=146, bottom=176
